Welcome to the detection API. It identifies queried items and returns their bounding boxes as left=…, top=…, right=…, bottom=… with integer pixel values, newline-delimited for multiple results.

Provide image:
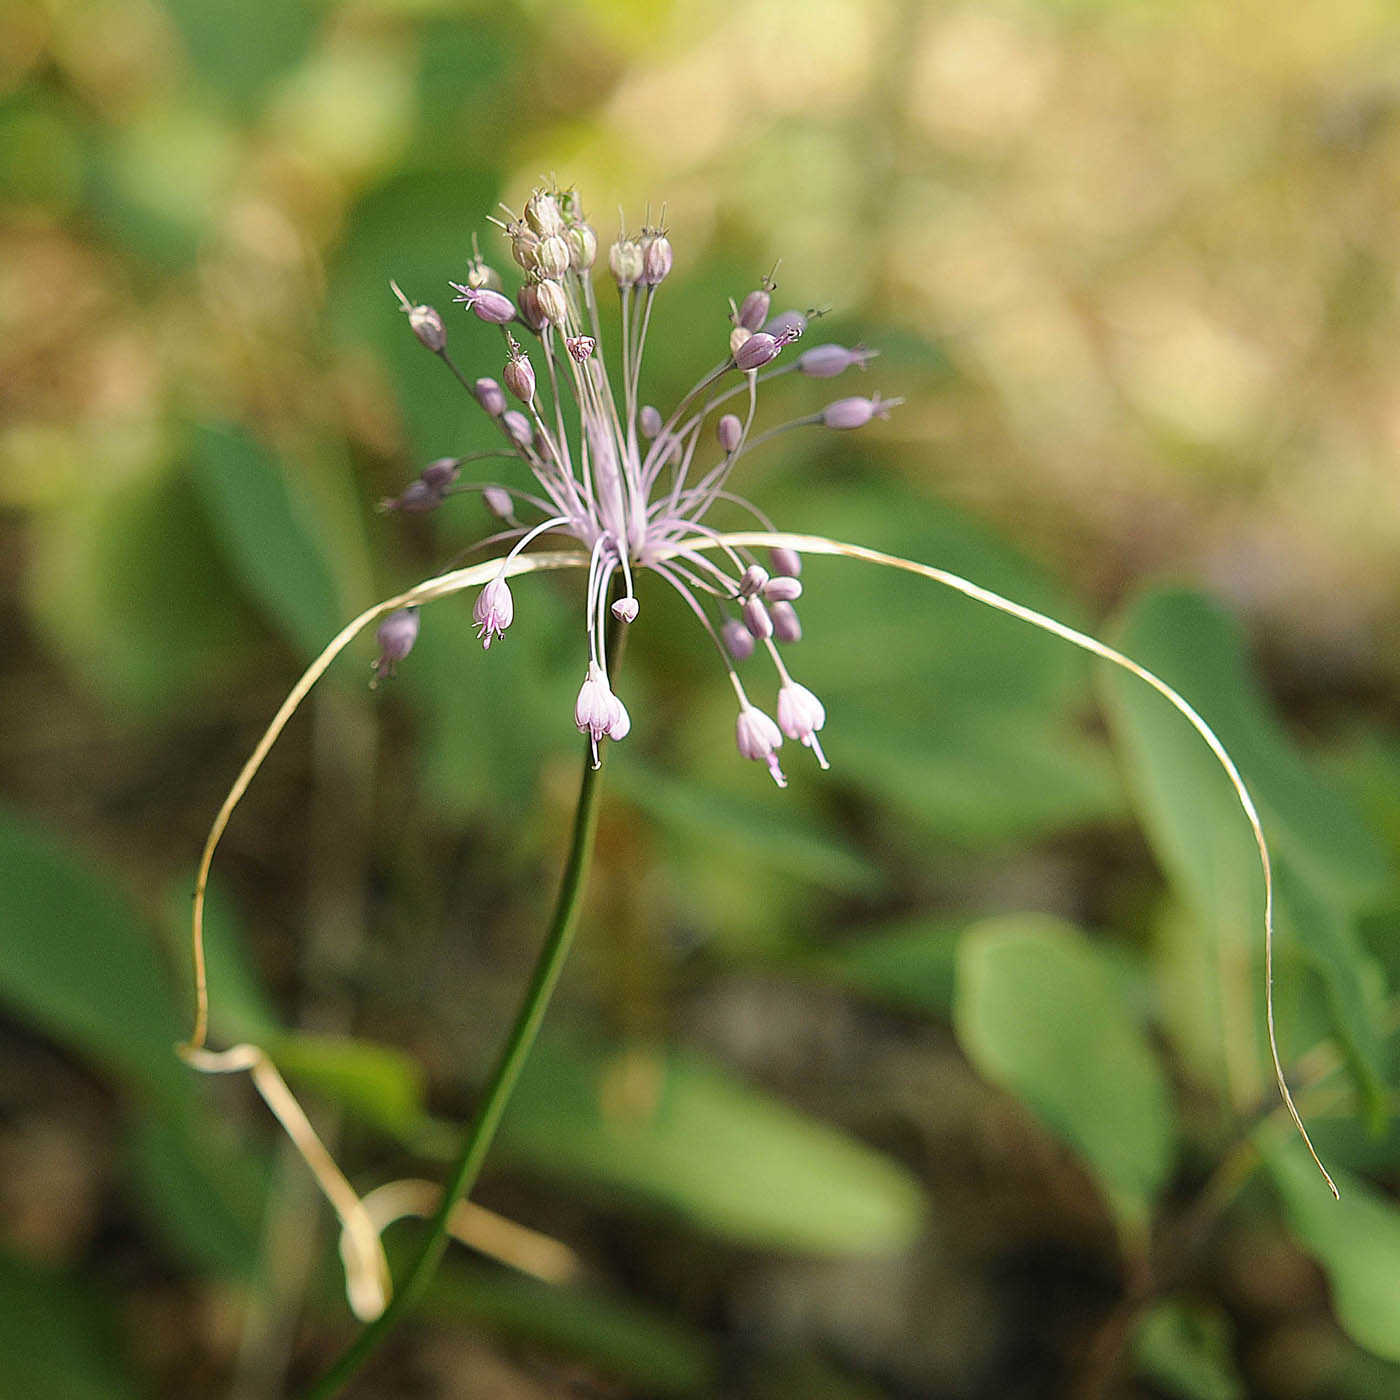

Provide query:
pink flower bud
left=609, top=238, right=642, bottom=288
left=717, top=413, right=742, bottom=452
left=769, top=546, right=802, bottom=578
left=452, top=284, right=517, bottom=325
left=640, top=405, right=662, bottom=439
left=722, top=618, right=755, bottom=662
left=798, top=344, right=876, bottom=378
left=482, top=486, right=514, bottom=519
left=738, top=563, right=769, bottom=598
left=763, top=576, right=802, bottom=602
left=734, top=332, right=780, bottom=372
left=380, top=479, right=442, bottom=515
left=503, top=344, right=535, bottom=403
left=611, top=596, right=639, bottom=623
left=419, top=457, right=460, bottom=490
left=742, top=596, right=773, bottom=640
left=737, top=286, right=771, bottom=332
left=517, top=282, right=548, bottom=332
left=502, top=410, right=532, bottom=449
left=821, top=392, right=899, bottom=430
left=641, top=231, right=673, bottom=286
left=771, top=601, right=802, bottom=643
left=535, top=278, right=568, bottom=327
left=391, top=281, right=447, bottom=352
left=735, top=705, right=787, bottom=787
left=764, top=309, right=808, bottom=341
left=372, top=607, right=420, bottom=683
left=473, top=577, right=513, bottom=649
left=777, top=681, right=828, bottom=769
left=474, top=377, right=505, bottom=416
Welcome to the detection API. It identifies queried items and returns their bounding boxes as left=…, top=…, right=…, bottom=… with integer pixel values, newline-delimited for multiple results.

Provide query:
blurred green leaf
left=1133, top=1298, right=1245, bottom=1400
left=0, top=1251, right=138, bottom=1400
left=1262, top=1137, right=1400, bottom=1363
left=613, top=763, right=880, bottom=895
left=954, top=915, right=1176, bottom=1233
left=1101, top=589, right=1389, bottom=1119
left=501, top=1029, right=926, bottom=1256
left=0, top=803, right=185, bottom=1099
left=162, top=0, right=318, bottom=114
left=271, top=1031, right=426, bottom=1136
left=423, top=1261, right=713, bottom=1396
left=189, top=423, right=346, bottom=662
left=126, top=1106, right=267, bottom=1280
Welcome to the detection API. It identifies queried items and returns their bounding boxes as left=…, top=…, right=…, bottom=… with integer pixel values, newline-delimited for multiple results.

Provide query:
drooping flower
left=384, top=183, right=899, bottom=778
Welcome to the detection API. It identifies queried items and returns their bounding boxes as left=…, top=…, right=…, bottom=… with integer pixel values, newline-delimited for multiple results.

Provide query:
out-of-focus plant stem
left=303, top=617, right=624, bottom=1400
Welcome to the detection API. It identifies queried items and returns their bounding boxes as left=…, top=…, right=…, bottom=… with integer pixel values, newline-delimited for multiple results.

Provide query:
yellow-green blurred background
left=5, top=1, right=1400, bottom=1397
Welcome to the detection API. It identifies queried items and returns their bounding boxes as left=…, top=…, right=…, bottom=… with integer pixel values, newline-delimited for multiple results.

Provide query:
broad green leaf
left=271, top=1032, right=426, bottom=1136
left=500, top=1030, right=926, bottom=1256
left=126, top=1107, right=267, bottom=1280
left=1262, top=1137, right=1400, bottom=1363
left=0, top=1252, right=139, bottom=1400
left=1133, top=1298, right=1245, bottom=1400
left=0, top=804, right=185, bottom=1099
left=188, top=423, right=345, bottom=662
left=424, top=1262, right=713, bottom=1397
left=954, top=915, right=1175, bottom=1233
left=612, top=763, right=880, bottom=895
left=1101, top=589, right=1388, bottom=1118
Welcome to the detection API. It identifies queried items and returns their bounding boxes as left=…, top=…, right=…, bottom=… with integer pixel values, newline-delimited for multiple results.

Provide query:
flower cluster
left=376, top=185, right=898, bottom=785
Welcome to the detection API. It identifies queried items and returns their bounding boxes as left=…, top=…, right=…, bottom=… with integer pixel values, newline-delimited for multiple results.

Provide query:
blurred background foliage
left=3, top=0, right=1400, bottom=1395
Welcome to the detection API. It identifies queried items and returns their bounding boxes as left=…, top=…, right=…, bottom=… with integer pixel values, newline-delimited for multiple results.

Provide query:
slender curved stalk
left=303, top=618, right=624, bottom=1399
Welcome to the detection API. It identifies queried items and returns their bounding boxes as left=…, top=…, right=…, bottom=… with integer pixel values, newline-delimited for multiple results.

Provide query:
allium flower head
left=383, top=183, right=899, bottom=778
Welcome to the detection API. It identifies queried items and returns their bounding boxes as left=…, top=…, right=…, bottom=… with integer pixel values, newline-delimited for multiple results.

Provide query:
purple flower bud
left=763, top=576, right=803, bottom=602
left=777, top=681, right=828, bottom=769
left=611, top=595, right=639, bottom=623
left=473, top=576, right=513, bottom=649
left=482, top=485, right=514, bottom=519
left=535, top=278, right=568, bottom=327
left=533, top=233, right=571, bottom=280
left=517, top=282, right=548, bottom=332
left=419, top=457, right=460, bottom=490
left=503, top=343, right=535, bottom=403
left=737, top=286, right=771, bottom=332
left=502, top=410, right=532, bottom=450
left=641, top=231, right=673, bottom=286
left=769, top=546, right=802, bottom=578
left=771, top=600, right=802, bottom=643
left=742, top=596, right=773, bottom=640
left=639, top=405, right=662, bottom=439
left=609, top=238, right=642, bottom=289
left=821, top=392, right=900, bottom=430
left=575, top=661, right=630, bottom=767
left=763, top=309, right=808, bottom=341
left=798, top=343, right=877, bottom=378
left=722, top=617, right=755, bottom=662
left=379, top=479, right=442, bottom=515
left=451, top=284, right=517, bottom=325
left=738, top=563, right=769, bottom=598
left=735, top=705, right=787, bottom=787
left=371, top=607, right=419, bottom=683
left=717, top=413, right=743, bottom=453
left=474, top=377, right=506, bottom=416
left=734, top=332, right=781, bottom=372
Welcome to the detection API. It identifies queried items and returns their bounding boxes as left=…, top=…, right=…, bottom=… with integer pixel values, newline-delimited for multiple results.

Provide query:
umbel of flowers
left=379, top=184, right=898, bottom=786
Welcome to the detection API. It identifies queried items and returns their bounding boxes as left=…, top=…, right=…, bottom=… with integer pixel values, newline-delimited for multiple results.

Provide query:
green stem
left=304, top=625, right=623, bottom=1399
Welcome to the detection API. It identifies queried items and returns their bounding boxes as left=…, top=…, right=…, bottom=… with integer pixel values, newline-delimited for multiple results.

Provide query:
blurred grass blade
left=1132, top=1298, right=1245, bottom=1400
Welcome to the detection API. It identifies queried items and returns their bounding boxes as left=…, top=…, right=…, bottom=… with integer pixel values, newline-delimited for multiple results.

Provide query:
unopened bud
left=567, top=222, right=597, bottom=271
left=737, top=286, right=771, bottom=332
left=639, top=405, right=662, bottom=438
left=533, top=233, right=571, bottom=280
left=769, top=546, right=802, bottom=577
left=502, top=409, right=533, bottom=449
left=380, top=479, right=441, bottom=514
left=474, top=377, right=506, bottom=416
left=525, top=189, right=564, bottom=238
left=641, top=231, right=672, bottom=286
left=611, top=596, right=639, bottom=623
left=483, top=485, right=514, bottom=519
left=534, top=278, right=568, bottom=327
left=372, top=607, right=420, bottom=684
left=742, top=596, right=774, bottom=640
left=764, top=576, right=802, bottom=602
left=798, top=343, right=877, bottom=378
left=722, top=618, right=755, bottom=662
left=510, top=224, right=539, bottom=271
left=717, top=413, right=743, bottom=453
left=771, top=600, right=802, bottom=643
left=738, top=563, right=769, bottom=598
left=822, top=392, right=900, bottom=430
left=419, top=457, right=460, bottom=490
left=391, top=282, right=447, bottom=353
left=609, top=238, right=643, bottom=289
left=516, top=282, right=548, bottom=332
left=734, top=332, right=781, bottom=372
left=764, top=309, right=809, bottom=341
left=452, top=284, right=517, bottom=325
